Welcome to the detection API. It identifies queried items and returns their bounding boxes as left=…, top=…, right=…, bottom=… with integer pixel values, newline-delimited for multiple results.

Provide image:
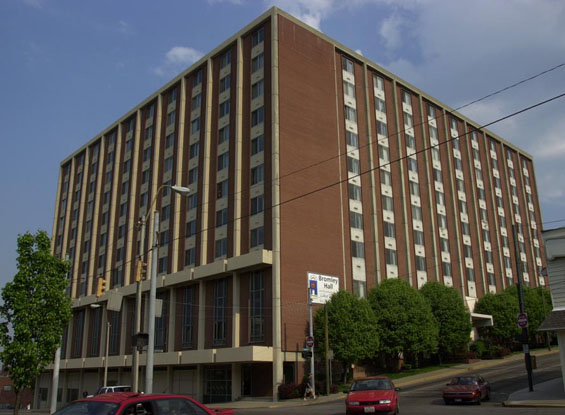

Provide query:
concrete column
left=232, top=272, right=240, bottom=348
left=196, top=365, right=204, bottom=402
left=231, top=363, right=241, bottom=401
left=168, top=287, right=176, bottom=351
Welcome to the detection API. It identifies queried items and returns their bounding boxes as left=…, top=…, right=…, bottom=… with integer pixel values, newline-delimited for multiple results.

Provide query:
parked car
left=443, top=375, right=490, bottom=405
left=55, top=392, right=233, bottom=415
left=344, top=376, right=400, bottom=415
left=95, top=385, right=132, bottom=395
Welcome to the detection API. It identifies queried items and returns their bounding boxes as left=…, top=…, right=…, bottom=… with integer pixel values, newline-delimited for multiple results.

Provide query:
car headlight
left=348, top=401, right=360, bottom=406
left=379, top=400, right=391, bottom=404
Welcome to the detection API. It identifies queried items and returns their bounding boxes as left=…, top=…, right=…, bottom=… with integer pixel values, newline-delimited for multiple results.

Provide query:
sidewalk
left=211, top=348, right=564, bottom=409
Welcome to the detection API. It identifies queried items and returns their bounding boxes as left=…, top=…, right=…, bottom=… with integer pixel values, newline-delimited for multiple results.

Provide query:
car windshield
left=450, top=377, right=478, bottom=386
left=351, top=379, right=392, bottom=391
left=55, top=401, right=119, bottom=415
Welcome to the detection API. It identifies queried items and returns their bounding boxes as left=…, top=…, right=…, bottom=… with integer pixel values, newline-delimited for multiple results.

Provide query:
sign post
left=307, top=272, right=339, bottom=398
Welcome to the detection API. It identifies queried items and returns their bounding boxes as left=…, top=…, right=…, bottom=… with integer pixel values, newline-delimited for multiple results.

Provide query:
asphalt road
left=235, top=352, right=563, bottom=415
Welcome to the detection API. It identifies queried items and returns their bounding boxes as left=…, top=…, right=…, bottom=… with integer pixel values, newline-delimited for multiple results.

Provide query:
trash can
left=530, top=355, right=537, bottom=369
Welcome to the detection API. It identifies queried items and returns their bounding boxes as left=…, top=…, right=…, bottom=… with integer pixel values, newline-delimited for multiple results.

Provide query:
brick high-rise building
left=40, top=7, right=546, bottom=407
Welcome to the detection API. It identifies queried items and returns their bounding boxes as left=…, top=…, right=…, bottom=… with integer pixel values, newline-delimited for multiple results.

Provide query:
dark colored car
left=344, top=376, right=400, bottom=415
left=443, top=375, right=490, bottom=405
left=54, top=392, right=234, bottom=415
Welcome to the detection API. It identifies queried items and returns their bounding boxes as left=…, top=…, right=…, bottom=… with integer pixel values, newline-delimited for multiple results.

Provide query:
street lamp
left=132, top=184, right=190, bottom=393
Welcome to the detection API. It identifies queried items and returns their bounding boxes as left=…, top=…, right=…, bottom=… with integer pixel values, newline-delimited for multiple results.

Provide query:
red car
left=345, top=376, right=400, bottom=415
left=54, top=392, right=234, bottom=415
left=443, top=375, right=491, bottom=405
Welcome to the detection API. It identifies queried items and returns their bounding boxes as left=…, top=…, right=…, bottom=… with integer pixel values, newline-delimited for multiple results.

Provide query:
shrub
left=278, top=382, right=302, bottom=400
left=470, top=340, right=488, bottom=358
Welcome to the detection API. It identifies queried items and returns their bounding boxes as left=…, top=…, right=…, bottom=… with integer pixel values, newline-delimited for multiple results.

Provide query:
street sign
left=307, top=272, right=340, bottom=304
left=517, top=312, right=529, bottom=328
left=305, top=336, right=315, bottom=348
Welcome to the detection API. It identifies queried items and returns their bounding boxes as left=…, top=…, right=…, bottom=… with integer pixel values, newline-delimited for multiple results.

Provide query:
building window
left=186, top=220, right=197, bottom=237
left=89, top=307, right=101, bottom=357
left=215, top=238, right=228, bottom=258
left=220, top=50, right=231, bottom=68
left=252, top=53, right=264, bottom=72
left=216, top=208, right=228, bottom=227
left=251, top=107, right=265, bottom=126
left=143, top=147, right=152, bottom=162
left=377, top=122, right=388, bottom=137
left=220, top=74, right=231, bottom=93
left=346, top=157, right=360, bottom=174
left=191, top=94, right=201, bottom=109
left=147, top=104, right=155, bottom=119
left=191, top=117, right=201, bottom=134
left=342, top=57, right=354, bottom=73
left=251, top=134, right=264, bottom=155
left=380, top=170, right=392, bottom=186
left=164, top=156, right=174, bottom=172
left=350, top=212, right=363, bottom=229
left=213, top=279, right=227, bottom=345
left=252, top=27, right=265, bottom=47
left=374, top=75, right=384, bottom=91
left=185, top=248, right=195, bottom=267
left=217, top=152, right=229, bottom=171
left=349, top=183, right=362, bottom=201
left=351, top=241, right=364, bottom=258
left=375, top=97, right=386, bottom=113
left=402, top=91, right=411, bottom=106
left=250, top=195, right=264, bottom=215
left=141, top=169, right=150, bottom=184
left=250, top=271, right=264, bottom=342
left=343, top=80, right=355, bottom=97
left=250, top=227, right=264, bottom=248
left=346, top=131, right=358, bottom=148
left=108, top=311, right=120, bottom=355
left=345, top=106, right=357, bottom=122
left=385, top=248, right=397, bottom=265
left=414, top=229, right=425, bottom=245
left=187, top=194, right=198, bottom=210
left=251, top=165, right=264, bottom=185
left=181, top=286, right=195, bottom=348
left=190, top=142, right=199, bottom=159
left=216, top=180, right=228, bottom=199
left=168, top=88, right=177, bottom=104
left=188, top=167, right=198, bottom=185
left=154, top=292, right=168, bottom=351
left=412, top=205, right=422, bottom=221
left=219, top=100, right=230, bottom=118
left=165, top=133, right=175, bottom=149
left=167, top=110, right=176, bottom=127
left=382, top=195, right=394, bottom=211
left=161, top=205, right=171, bottom=221
left=219, top=125, right=230, bottom=144
left=383, top=221, right=395, bottom=238
left=252, top=79, right=264, bottom=99
left=378, top=145, right=389, bottom=161
left=145, top=125, right=154, bottom=141
left=160, top=231, right=169, bottom=247
left=71, top=310, right=84, bottom=358
left=158, top=257, right=168, bottom=274
left=442, top=261, right=452, bottom=276
left=193, top=69, right=202, bottom=87
left=416, top=256, right=426, bottom=271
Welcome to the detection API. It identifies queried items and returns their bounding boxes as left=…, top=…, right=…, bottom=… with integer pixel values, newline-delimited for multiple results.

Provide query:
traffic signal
left=301, top=348, right=312, bottom=359
left=135, top=259, right=147, bottom=282
left=96, top=277, right=108, bottom=297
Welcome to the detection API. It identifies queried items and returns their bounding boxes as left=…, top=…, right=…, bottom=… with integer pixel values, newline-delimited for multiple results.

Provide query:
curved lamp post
left=132, top=184, right=190, bottom=393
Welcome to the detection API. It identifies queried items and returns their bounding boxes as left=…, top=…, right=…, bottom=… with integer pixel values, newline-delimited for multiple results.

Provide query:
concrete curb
left=503, top=400, right=565, bottom=408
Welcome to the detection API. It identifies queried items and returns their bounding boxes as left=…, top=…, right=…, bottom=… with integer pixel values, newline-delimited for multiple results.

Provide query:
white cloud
left=379, top=14, right=404, bottom=50
left=117, top=20, right=133, bottom=35
left=153, top=46, right=204, bottom=77
left=265, top=0, right=340, bottom=30
left=355, top=49, right=363, bottom=56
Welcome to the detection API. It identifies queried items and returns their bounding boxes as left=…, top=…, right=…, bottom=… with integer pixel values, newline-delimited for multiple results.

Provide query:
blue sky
left=1, top=0, right=565, bottom=289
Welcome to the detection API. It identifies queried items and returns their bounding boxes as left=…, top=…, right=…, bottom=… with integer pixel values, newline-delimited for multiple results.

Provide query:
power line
left=78, top=91, right=565, bottom=291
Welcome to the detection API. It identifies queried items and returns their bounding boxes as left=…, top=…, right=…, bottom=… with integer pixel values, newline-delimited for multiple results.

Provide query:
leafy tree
left=505, top=285, right=552, bottom=345
left=420, top=282, right=472, bottom=363
left=0, top=231, right=72, bottom=415
left=474, top=290, right=519, bottom=348
left=313, top=291, right=379, bottom=381
left=368, top=279, right=438, bottom=370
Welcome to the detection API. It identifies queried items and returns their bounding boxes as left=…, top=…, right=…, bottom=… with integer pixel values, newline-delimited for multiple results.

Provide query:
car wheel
left=485, top=388, right=491, bottom=401
left=444, top=399, right=450, bottom=405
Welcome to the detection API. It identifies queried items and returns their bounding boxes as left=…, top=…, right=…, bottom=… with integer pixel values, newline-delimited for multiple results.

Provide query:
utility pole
left=325, top=304, right=330, bottom=396
left=132, top=218, right=146, bottom=392
left=145, top=210, right=159, bottom=394
left=308, top=285, right=316, bottom=398
left=513, top=224, right=534, bottom=392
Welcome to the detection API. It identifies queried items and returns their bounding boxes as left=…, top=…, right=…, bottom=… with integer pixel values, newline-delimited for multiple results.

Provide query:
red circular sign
left=305, top=336, right=315, bottom=348
left=517, top=313, right=528, bottom=328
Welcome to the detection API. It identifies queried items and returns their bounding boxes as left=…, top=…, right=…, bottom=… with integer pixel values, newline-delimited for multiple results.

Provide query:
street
left=235, top=352, right=563, bottom=415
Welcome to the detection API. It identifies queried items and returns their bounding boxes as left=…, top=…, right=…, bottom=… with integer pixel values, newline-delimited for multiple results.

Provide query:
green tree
left=313, top=291, right=379, bottom=381
left=474, top=290, right=519, bottom=348
left=368, top=279, right=438, bottom=370
left=0, top=231, right=72, bottom=415
left=420, top=282, right=472, bottom=363
left=505, top=285, right=553, bottom=345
